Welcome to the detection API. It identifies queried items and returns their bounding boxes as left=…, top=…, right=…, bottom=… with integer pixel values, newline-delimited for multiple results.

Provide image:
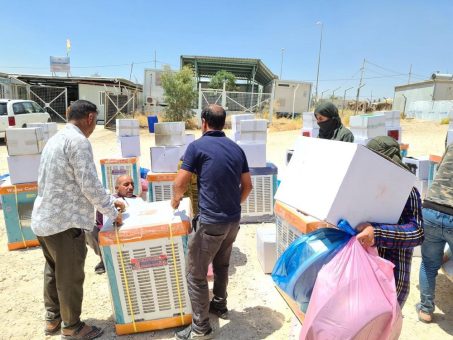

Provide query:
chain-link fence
left=200, top=89, right=271, bottom=114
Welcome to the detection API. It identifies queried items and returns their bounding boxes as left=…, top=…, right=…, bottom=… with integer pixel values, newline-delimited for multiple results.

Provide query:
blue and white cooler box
left=100, top=157, right=141, bottom=196
left=99, top=198, right=193, bottom=335
left=241, top=162, right=278, bottom=223
left=0, top=179, right=40, bottom=250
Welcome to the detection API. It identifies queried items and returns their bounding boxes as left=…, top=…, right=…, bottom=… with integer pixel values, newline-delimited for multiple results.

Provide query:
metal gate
left=199, top=88, right=271, bottom=114
left=30, top=86, right=68, bottom=122
left=104, top=91, right=137, bottom=130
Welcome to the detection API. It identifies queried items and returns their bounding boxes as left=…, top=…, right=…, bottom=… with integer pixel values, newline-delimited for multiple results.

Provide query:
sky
left=1, top=0, right=452, bottom=100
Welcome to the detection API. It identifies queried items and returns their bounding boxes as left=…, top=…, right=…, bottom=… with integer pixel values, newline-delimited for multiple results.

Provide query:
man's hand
left=171, top=197, right=181, bottom=210
left=114, top=199, right=126, bottom=213
left=356, top=223, right=375, bottom=248
left=115, top=212, right=123, bottom=226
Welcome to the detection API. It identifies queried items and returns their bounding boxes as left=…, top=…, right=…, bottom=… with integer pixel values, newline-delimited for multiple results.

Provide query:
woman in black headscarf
left=314, top=102, right=354, bottom=142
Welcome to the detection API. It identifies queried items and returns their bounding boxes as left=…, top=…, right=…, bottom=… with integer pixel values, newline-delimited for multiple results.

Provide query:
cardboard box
left=302, top=112, right=319, bottom=129
left=154, top=122, right=185, bottom=146
left=381, top=111, right=401, bottom=128
left=237, top=142, right=266, bottom=168
left=231, top=114, right=254, bottom=132
left=150, top=146, right=183, bottom=173
left=118, top=136, right=141, bottom=158
left=349, top=114, right=386, bottom=139
left=354, top=136, right=372, bottom=146
left=180, top=134, right=196, bottom=157
left=240, top=119, right=268, bottom=132
left=239, top=131, right=267, bottom=143
left=230, top=131, right=241, bottom=142
left=116, top=119, right=140, bottom=137
left=301, top=127, right=319, bottom=138
left=6, top=128, right=45, bottom=156
left=256, top=227, right=277, bottom=274
left=403, top=156, right=430, bottom=180
left=7, top=155, right=41, bottom=184
left=275, top=137, right=416, bottom=228
left=27, top=122, right=58, bottom=141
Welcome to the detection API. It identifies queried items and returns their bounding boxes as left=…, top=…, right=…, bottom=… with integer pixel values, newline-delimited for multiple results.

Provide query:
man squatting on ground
left=31, top=100, right=125, bottom=340
left=86, top=175, right=138, bottom=274
left=171, top=104, right=253, bottom=339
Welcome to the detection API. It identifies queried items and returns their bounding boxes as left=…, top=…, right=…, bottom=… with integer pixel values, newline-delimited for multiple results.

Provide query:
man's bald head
left=201, top=104, right=226, bottom=130
left=115, top=175, right=134, bottom=198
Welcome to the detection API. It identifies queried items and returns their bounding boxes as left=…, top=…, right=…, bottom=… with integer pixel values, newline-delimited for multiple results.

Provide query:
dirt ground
left=0, top=119, right=452, bottom=339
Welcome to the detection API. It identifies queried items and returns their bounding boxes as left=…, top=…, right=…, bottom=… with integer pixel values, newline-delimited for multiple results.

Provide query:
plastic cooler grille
left=152, top=182, right=174, bottom=202
left=276, top=215, right=302, bottom=258
left=241, top=175, right=273, bottom=216
left=110, top=237, right=190, bottom=323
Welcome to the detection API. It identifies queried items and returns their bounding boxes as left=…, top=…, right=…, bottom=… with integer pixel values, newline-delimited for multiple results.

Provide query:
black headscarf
left=366, top=136, right=410, bottom=171
left=314, top=102, right=342, bottom=140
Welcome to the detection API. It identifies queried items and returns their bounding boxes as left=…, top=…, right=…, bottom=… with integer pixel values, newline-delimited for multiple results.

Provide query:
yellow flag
left=66, top=39, right=71, bottom=53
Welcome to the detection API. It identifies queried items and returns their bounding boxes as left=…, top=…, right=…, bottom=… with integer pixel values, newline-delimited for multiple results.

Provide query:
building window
left=99, top=92, right=105, bottom=106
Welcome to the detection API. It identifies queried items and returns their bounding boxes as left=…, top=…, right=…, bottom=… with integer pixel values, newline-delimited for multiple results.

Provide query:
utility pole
left=314, top=21, right=323, bottom=105
left=355, top=58, right=366, bottom=115
left=332, top=86, right=341, bottom=100
left=408, top=64, right=412, bottom=84
left=342, top=87, right=353, bottom=115
left=154, top=50, right=157, bottom=69
left=280, top=48, right=285, bottom=79
left=129, top=62, right=134, bottom=81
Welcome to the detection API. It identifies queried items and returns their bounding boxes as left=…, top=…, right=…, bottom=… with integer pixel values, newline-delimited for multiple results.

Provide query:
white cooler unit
left=100, top=158, right=141, bottom=196
left=241, top=163, right=278, bottom=223
left=274, top=200, right=328, bottom=258
left=146, top=172, right=176, bottom=202
left=99, top=198, right=193, bottom=335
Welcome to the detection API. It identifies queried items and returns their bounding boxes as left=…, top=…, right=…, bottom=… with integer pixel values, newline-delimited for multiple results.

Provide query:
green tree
left=209, top=70, right=237, bottom=91
left=161, top=65, right=197, bottom=122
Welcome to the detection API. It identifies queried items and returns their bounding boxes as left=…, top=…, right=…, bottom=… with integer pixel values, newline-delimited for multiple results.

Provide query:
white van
left=0, top=99, right=51, bottom=138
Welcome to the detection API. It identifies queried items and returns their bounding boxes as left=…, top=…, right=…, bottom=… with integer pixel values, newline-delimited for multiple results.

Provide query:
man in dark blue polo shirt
left=172, top=104, right=253, bottom=340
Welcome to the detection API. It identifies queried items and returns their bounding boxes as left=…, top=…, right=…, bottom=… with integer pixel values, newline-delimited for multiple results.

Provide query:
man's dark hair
left=201, top=105, right=226, bottom=130
left=67, top=100, right=98, bottom=121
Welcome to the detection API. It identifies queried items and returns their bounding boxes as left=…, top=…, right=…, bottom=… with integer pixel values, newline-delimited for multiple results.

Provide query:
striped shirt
left=371, top=187, right=424, bottom=307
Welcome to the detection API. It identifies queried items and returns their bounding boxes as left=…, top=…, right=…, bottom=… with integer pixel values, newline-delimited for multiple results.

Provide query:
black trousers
left=37, top=228, right=87, bottom=330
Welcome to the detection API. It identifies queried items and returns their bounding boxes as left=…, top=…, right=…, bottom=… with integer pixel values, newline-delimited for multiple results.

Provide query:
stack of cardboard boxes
left=1, top=125, right=57, bottom=250
left=230, top=115, right=278, bottom=223
left=349, top=114, right=386, bottom=145
left=381, top=110, right=402, bottom=142
left=301, top=112, right=319, bottom=138
left=100, top=119, right=142, bottom=197
left=148, top=122, right=195, bottom=202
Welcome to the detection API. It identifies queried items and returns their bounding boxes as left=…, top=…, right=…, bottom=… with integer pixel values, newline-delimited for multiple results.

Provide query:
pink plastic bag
left=300, top=238, right=402, bottom=340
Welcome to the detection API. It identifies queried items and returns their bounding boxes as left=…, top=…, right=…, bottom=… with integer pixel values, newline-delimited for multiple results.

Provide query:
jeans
left=419, top=208, right=453, bottom=314
left=186, top=221, right=240, bottom=334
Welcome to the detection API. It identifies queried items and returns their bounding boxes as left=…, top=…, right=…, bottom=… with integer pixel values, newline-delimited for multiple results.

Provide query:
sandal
left=44, top=318, right=62, bottom=335
left=61, top=322, right=104, bottom=340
